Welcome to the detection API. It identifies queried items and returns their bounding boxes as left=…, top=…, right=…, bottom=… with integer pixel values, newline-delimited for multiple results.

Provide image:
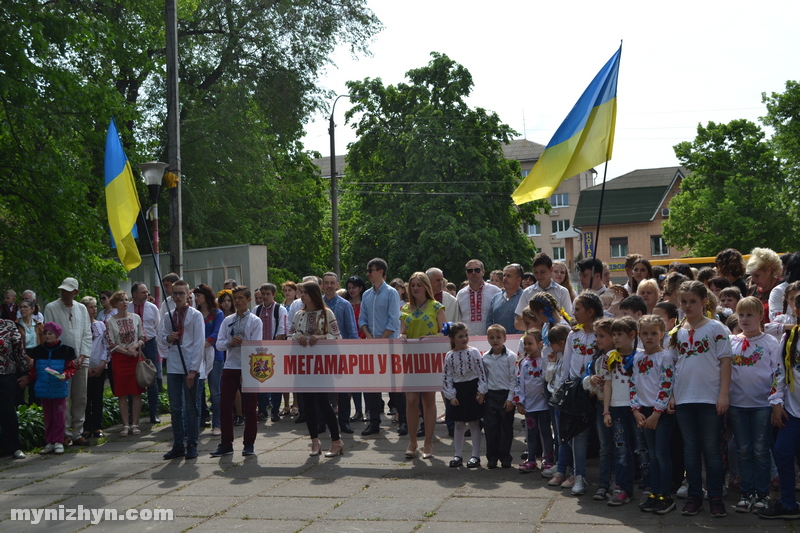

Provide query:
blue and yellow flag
left=512, top=46, right=621, bottom=205
left=104, top=118, right=142, bottom=270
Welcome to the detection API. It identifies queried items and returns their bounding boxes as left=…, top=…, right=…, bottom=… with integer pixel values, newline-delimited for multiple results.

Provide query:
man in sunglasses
left=456, top=260, right=500, bottom=336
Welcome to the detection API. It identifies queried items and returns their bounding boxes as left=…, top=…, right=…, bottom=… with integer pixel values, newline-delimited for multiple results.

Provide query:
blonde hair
left=636, top=279, right=660, bottom=299
left=523, top=329, right=543, bottom=342
left=736, top=296, right=764, bottom=317
left=747, top=247, right=782, bottom=276
left=487, top=324, right=507, bottom=337
left=639, top=314, right=666, bottom=333
left=407, top=272, right=435, bottom=306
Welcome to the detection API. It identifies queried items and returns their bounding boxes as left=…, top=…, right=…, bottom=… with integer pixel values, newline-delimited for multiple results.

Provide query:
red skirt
left=111, top=352, right=146, bottom=397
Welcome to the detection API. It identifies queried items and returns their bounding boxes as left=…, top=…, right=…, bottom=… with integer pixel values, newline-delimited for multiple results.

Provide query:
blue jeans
left=774, top=413, right=800, bottom=510
left=596, top=403, right=613, bottom=490
left=142, top=339, right=161, bottom=416
left=525, top=410, right=554, bottom=463
left=208, top=360, right=223, bottom=429
left=727, top=405, right=772, bottom=496
left=640, top=406, right=675, bottom=496
left=545, top=389, right=560, bottom=459
left=676, top=403, right=724, bottom=499
left=610, top=406, right=644, bottom=494
left=554, top=408, right=574, bottom=475
left=571, top=426, right=590, bottom=478
left=167, top=373, right=200, bottom=449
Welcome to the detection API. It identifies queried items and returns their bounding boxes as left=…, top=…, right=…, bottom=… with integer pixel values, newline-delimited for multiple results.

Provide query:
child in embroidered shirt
left=764, top=323, right=800, bottom=518
left=443, top=322, right=487, bottom=469
left=28, top=322, right=77, bottom=455
left=727, top=297, right=781, bottom=513
left=602, top=316, right=644, bottom=506
left=549, top=292, right=604, bottom=495
left=515, top=330, right=553, bottom=473
left=482, top=324, right=517, bottom=469
left=542, top=324, right=570, bottom=477
left=528, top=292, right=571, bottom=364
left=667, top=280, right=732, bottom=517
left=516, top=307, right=541, bottom=361
left=766, top=282, right=800, bottom=340
left=583, top=317, right=615, bottom=501
left=631, top=314, right=676, bottom=514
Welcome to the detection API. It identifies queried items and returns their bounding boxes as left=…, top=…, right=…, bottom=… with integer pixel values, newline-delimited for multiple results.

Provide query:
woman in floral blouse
left=105, top=291, right=145, bottom=436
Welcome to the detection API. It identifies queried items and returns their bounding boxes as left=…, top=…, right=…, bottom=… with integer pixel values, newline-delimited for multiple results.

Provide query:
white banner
left=240, top=335, right=522, bottom=393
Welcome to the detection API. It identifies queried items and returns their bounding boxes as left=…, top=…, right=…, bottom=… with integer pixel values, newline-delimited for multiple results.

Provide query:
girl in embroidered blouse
left=601, top=317, right=644, bottom=506
left=630, top=314, right=676, bottom=514
left=727, top=296, right=781, bottom=513
left=290, top=281, right=343, bottom=457
left=442, top=322, right=487, bottom=468
left=105, top=291, right=145, bottom=437
left=401, top=272, right=445, bottom=459
left=550, top=292, right=603, bottom=495
left=666, top=280, right=731, bottom=517
left=582, top=318, right=614, bottom=501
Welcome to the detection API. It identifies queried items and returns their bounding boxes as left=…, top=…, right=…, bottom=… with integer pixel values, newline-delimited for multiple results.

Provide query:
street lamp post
left=329, top=94, right=350, bottom=278
left=139, top=161, right=168, bottom=306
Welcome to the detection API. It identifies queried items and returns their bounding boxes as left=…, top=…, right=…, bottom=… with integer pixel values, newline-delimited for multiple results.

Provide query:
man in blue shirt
left=486, top=263, right=524, bottom=334
left=322, top=272, right=359, bottom=434
left=358, top=258, right=402, bottom=436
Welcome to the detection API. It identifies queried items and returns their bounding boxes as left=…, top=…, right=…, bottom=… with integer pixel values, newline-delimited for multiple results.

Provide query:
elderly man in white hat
left=44, top=277, right=92, bottom=446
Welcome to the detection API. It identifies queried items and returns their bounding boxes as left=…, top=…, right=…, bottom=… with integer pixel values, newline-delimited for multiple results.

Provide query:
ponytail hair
left=528, top=292, right=572, bottom=325
left=782, top=325, right=800, bottom=392
left=669, top=316, right=687, bottom=348
left=575, top=291, right=604, bottom=325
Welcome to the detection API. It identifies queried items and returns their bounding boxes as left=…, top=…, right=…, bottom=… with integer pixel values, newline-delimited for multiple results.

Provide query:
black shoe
left=520, top=451, right=529, bottom=461
left=467, top=456, right=481, bottom=468
left=417, top=423, right=425, bottom=438
left=397, top=423, right=408, bottom=436
left=501, top=460, right=512, bottom=469
left=487, top=460, right=498, bottom=469
left=270, top=413, right=281, bottom=423
left=350, top=412, right=363, bottom=422
left=163, top=447, right=185, bottom=460
left=150, top=415, right=161, bottom=424
left=361, top=424, right=380, bottom=436
left=242, top=444, right=255, bottom=456
left=464, top=429, right=471, bottom=437
left=640, top=493, right=657, bottom=512
left=210, top=445, right=234, bottom=457
left=758, top=500, right=800, bottom=519
left=449, top=456, right=463, bottom=468
left=653, top=495, right=676, bottom=515
left=340, top=423, right=354, bottom=434
left=185, top=446, right=198, bottom=460
left=233, top=416, right=245, bottom=426
left=388, top=407, right=397, bottom=416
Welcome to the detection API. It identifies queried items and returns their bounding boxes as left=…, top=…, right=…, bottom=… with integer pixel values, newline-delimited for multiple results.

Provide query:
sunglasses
left=465, top=268, right=482, bottom=274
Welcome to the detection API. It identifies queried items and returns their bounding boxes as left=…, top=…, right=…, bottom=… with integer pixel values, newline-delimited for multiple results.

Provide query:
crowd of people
left=2, top=246, right=800, bottom=521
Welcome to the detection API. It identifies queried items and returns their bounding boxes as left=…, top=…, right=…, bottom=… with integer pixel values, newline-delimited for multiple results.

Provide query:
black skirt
left=448, top=378, right=483, bottom=422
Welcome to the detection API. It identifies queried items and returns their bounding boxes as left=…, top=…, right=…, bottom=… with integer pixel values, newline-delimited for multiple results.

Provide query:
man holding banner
left=358, top=258, right=402, bottom=437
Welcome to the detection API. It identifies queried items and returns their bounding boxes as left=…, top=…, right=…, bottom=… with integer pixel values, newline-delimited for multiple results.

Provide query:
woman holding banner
left=400, top=272, right=446, bottom=459
left=290, top=281, right=344, bottom=457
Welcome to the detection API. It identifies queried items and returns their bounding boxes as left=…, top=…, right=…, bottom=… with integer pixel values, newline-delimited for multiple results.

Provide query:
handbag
left=549, top=377, right=595, bottom=444
left=135, top=353, right=157, bottom=388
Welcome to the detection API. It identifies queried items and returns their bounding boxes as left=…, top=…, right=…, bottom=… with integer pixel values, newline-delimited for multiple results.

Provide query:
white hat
left=58, top=277, right=79, bottom=292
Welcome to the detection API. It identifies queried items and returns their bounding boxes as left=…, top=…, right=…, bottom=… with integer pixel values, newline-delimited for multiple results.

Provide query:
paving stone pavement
left=0, top=397, right=795, bottom=532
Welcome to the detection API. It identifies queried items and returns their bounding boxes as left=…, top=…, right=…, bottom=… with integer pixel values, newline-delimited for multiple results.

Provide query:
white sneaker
left=13, top=450, right=26, bottom=459
left=571, top=475, right=587, bottom=496
left=541, top=463, right=559, bottom=478
left=676, top=479, right=689, bottom=499
left=39, top=443, right=55, bottom=455
left=54, top=443, right=64, bottom=455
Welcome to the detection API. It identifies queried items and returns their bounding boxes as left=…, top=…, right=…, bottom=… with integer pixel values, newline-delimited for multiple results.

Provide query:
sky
left=301, top=0, right=800, bottom=182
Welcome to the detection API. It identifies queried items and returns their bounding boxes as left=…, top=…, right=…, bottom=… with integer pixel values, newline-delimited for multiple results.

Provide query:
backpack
left=549, top=377, right=595, bottom=444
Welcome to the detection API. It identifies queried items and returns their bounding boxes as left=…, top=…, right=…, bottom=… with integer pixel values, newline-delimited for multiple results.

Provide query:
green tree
left=762, top=80, right=800, bottom=229
left=664, top=119, right=789, bottom=256
left=340, top=53, right=547, bottom=281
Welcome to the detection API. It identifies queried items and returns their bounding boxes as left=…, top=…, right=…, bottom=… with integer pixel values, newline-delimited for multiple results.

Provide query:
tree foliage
left=664, top=119, right=790, bottom=256
left=762, top=80, right=800, bottom=225
left=0, top=0, right=380, bottom=299
left=340, top=53, right=546, bottom=281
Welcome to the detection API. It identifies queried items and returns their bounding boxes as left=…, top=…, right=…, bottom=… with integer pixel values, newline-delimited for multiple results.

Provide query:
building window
left=550, top=193, right=569, bottom=208
left=526, top=223, right=541, bottom=236
left=610, top=237, right=628, bottom=258
left=551, top=219, right=570, bottom=234
left=521, top=169, right=529, bottom=178
left=553, top=247, right=566, bottom=261
left=651, top=235, right=669, bottom=256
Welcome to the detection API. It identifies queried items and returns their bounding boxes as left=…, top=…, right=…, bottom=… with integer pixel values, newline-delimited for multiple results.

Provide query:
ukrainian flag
left=104, top=118, right=142, bottom=270
left=512, top=46, right=621, bottom=205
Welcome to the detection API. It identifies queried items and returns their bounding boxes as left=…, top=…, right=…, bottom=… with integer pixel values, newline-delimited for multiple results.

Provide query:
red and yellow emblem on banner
left=249, top=352, right=275, bottom=383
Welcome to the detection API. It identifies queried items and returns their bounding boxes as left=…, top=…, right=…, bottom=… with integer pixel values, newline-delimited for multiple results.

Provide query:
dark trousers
left=301, top=393, right=340, bottom=440
left=364, top=392, right=383, bottom=425
left=389, top=392, right=406, bottom=423
left=220, top=369, right=257, bottom=448
left=142, top=339, right=161, bottom=416
left=337, top=393, right=351, bottom=426
left=0, top=373, right=22, bottom=453
left=84, top=370, right=106, bottom=433
left=483, top=390, right=514, bottom=464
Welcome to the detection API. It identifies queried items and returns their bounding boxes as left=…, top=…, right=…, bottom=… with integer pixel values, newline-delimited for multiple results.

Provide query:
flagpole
left=589, top=160, right=610, bottom=286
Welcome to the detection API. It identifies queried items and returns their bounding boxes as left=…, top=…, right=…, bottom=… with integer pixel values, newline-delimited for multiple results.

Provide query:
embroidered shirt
left=729, top=332, right=781, bottom=408
left=443, top=347, right=488, bottom=400
left=630, top=349, right=674, bottom=412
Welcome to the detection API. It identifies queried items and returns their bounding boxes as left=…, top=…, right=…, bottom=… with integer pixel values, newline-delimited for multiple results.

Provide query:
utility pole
left=329, top=94, right=350, bottom=279
left=166, top=0, right=182, bottom=276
